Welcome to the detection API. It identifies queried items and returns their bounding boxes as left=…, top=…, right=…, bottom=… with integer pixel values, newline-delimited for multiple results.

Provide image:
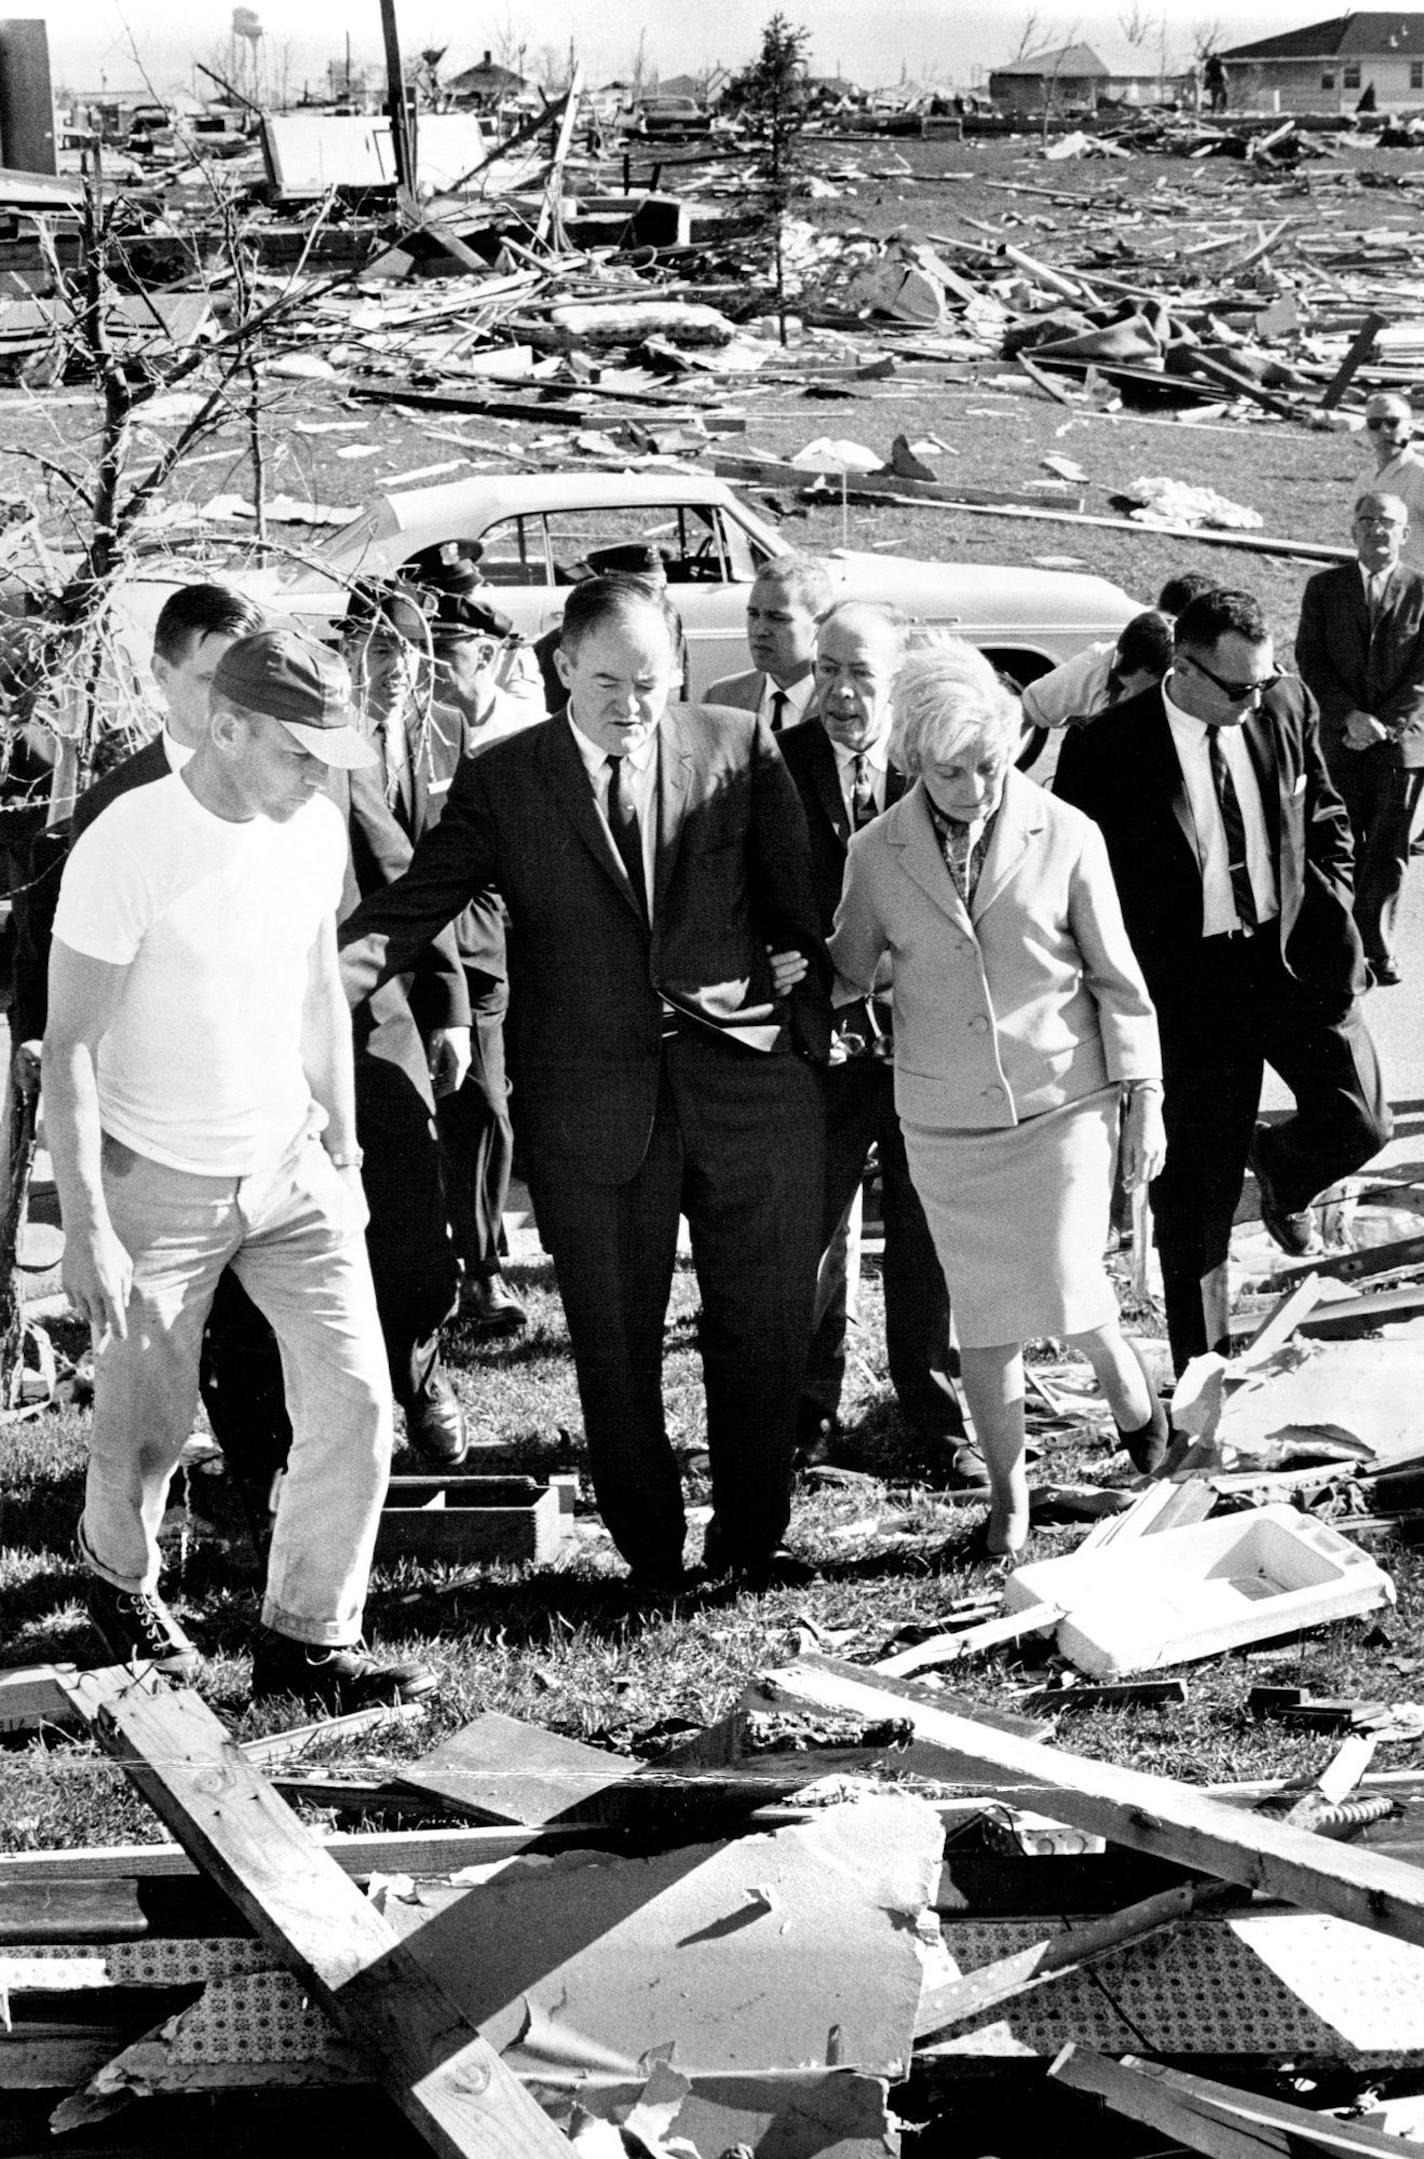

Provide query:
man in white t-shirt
left=44, top=629, right=437, bottom=1712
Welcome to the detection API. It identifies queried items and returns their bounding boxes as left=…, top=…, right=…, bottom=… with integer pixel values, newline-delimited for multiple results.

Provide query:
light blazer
left=705, top=667, right=765, bottom=713
left=1295, top=561, right=1424, bottom=771
left=828, top=769, right=1159, bottom=1132
left=341, top=703, right=831, bottom=1184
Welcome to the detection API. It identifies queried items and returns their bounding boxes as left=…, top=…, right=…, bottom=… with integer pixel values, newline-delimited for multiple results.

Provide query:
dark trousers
left=806, top=1057, right=963, bottom=1437
left=527, top=1032, right=824, bottom=1577
left=1330, top=754, right=1424, bottom=967
left=1149, top=935, right=1390, bottom=1374
left=437, top=992, right=514, bottom=1281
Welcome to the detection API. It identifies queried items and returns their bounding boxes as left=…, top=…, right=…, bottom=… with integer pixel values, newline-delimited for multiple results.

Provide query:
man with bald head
left=1356, top=396, right=1424, bottom=566
left=779, top=602, right=963, bottom=1465
left=1297, top=491, right=1424, bottom=986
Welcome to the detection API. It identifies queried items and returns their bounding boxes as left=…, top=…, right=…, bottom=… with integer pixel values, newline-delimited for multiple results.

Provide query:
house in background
left=448, top=51, right=532, bottom=111
left=988, top=41, right=1181, bottom=112
left=1221, top=14, right=1424, bottom=112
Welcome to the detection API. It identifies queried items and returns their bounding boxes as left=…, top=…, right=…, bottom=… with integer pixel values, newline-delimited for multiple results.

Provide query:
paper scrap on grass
left=389, top=1791, right=943, bottom=2078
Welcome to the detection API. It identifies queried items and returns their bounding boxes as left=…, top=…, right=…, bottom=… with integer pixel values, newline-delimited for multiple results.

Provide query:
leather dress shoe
left=403, top=1370, right=468, bottom=1465
left=703, top=1519, right=815, bottom=1590
left=794, top=1402, right=840, bottom=1471
left=1371, top=958, right=1403, bottom=989
left=461, top=1272, right=527, bottom=1336
left=1248, top=1124, right=1325, bottom=1259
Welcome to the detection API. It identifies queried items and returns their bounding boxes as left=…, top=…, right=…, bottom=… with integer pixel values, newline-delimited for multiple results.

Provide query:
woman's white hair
left=889, top=633, right=1021, bottom=776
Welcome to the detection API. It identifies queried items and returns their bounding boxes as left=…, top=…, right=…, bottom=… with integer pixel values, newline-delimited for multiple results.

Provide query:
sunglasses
left=1182, top=652, right=1281, bottom=705
left=1366, top=415, right=1409, bottom=430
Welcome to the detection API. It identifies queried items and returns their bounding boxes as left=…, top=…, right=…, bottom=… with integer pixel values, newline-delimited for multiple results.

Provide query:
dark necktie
left=851, top=753, right=877, bottom=830
left=769, top=689, right=788, bottom=733
left=605, top=753, right=647, bottom=918
left=1208, top=727, right=1258, bottom=932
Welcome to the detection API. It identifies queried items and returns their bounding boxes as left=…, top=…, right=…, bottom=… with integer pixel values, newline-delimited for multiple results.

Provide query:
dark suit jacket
left=1053, top=678, right=1365, bottom=1005
left=1295, top=561, right=1424, bottom=771
left=778, top=720, right=908, bottom=932
left=341, top=704, right=832, bottom=1185
left=29, top=734, right=468, bottom=1121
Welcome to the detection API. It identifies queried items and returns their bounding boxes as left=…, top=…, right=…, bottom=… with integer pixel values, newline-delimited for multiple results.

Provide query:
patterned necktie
left=769, top=689, right=788, bottom=734
left=1208, top=727, right=1258, bottom=932
left=381, top=711, right=410, bottom=817
left=851, top=753, right=877, bottom=830
left=605, top=753, right=647, bottom=919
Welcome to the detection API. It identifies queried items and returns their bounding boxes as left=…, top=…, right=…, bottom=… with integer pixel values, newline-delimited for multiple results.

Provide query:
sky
left=39, top=0, right=1368, bottom=97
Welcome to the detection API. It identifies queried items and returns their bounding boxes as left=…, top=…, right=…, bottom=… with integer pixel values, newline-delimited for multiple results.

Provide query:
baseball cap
left=211, top=628, right=376, bottom=770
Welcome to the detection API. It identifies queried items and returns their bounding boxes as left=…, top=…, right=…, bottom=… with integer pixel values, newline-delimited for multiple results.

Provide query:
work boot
left=403, top=1369, right=468, bottom=1466
left=250, top=1629, right=439, bottom=1712
left=85, top=1577, right=201, bottom=1681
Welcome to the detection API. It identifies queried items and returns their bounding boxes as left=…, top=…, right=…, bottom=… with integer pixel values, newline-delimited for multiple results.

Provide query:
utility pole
left=378, top=0, right=413, bottom=190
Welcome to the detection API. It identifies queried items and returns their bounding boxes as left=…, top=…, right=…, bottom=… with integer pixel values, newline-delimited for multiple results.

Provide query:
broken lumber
left=764, top=1657, right=1424, bottom=1951
left=915, top=1878, right=1243, bottom=2040
left=1049, top=2045, right=1416, bottom=2159
left=58, top=1666, right=574, bottom=2159
left=873, top=1605, right=1065, bottom=1677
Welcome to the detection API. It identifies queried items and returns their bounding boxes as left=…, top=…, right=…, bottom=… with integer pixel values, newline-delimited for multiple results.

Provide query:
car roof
left=316, top=471, right=776, bottom=573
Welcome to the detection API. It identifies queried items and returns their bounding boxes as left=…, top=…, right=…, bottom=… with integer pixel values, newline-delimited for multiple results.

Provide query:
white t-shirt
left=53, top=773, right=347, bottom=1177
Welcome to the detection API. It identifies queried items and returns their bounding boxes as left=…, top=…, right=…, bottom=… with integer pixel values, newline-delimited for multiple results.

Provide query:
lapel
left=654, top=721, right=695, bottom=919
left=1150, top=690, right=1198, bottom=861
left=971, top=769, right=1046, bottom=923
left=805, top=721, right=851, bottom=847
left=538, top=713, right=646, bottom=922
left=886, top=767, right=910, bottom=809
left=886, top=783, right=974, bottom=937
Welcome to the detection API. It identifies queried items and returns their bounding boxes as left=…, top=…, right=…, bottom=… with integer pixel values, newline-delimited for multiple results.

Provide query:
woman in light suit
left=829, top=639, right=1168, bottom=1555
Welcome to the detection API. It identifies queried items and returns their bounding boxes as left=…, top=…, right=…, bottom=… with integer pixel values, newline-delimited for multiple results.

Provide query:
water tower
left=231, top=7, right=263, bottom=106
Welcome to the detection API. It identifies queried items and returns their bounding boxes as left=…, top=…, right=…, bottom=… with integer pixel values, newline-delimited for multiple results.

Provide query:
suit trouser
left=1329, top=753, right=1424, bottom=967
left=80, top=1127, right=392, bottom=1646
left=1149, top=934, right=1390, bottom=1375
left=436, top=989, right=514, bottom=1281
left=804, top=1056, right=964, bottom=1438
left=528, top=1030, right=825, bottom=1576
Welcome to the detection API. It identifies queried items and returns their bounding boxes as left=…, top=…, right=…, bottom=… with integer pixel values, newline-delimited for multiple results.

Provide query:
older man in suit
left=340, top=575, right=830, bottom=1592
left=1295, top=492, right=1424, bottom=988
left=1056, top=586, right=1391, bottom=1375
left=779, top=602, right=963, bottom=1464
left=708, top=555, right=834, bottom=732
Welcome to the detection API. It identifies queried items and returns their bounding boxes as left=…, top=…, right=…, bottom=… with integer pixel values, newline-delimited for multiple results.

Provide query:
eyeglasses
left=1366, top=415, right=1408, bottom=431
left=1181, top=653, right=1281, bottom=705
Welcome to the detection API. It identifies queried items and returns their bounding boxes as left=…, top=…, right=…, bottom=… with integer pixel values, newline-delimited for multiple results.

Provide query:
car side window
left=464, top=516, right=550, bottom=586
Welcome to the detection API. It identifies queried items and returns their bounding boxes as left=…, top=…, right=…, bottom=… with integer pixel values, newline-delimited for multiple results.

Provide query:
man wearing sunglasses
left=1356, top=397, right=1424, bottom=568
left=1056, top=586, right=1390, bottom=1376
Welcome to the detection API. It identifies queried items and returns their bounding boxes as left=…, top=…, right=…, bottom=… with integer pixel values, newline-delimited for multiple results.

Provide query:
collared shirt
left=1162, top=676, right=1280, bottom=937
left=831, top=735, right=891, bottom=825
left=161, top=731, right=194, bottom=772
left=761, top=674, right=815, bottom=733
left=1360, top=561, right=1395, bottom=616
left=1356, top=451, right=1424, bottom=570
left=568, top=711, right=659, bottom=911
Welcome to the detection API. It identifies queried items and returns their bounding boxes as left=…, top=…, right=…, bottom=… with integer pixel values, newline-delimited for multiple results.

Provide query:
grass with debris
left=2, top=1248, right=1422, bottom=1853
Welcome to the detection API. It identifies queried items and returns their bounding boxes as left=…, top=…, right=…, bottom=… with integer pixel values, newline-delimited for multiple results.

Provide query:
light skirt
left=902, top=1083, right=1121, bottom=1348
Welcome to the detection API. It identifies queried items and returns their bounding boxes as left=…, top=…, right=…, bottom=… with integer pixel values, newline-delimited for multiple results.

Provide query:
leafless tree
left=1009, top=10, right=1043, bottom=62
left=1191, top=17, right=1227, bottom=60
left=491, top=15, right=531, bottom=84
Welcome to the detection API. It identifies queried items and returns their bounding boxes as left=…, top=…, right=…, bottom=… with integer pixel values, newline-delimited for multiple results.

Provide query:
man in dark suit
left=341, top=574, right=831, bottom=1592
left=1295, top=492, right=1424, bottom=987
left=708, top=554, right=835, bottom=733
left=779, top=602, right=963, bottom=1463
left=1056, top=587, right=1391, bottom=1375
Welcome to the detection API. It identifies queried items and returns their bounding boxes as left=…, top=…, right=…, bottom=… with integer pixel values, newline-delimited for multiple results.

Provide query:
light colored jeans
left=79, top=1125, right=393, bottom=1646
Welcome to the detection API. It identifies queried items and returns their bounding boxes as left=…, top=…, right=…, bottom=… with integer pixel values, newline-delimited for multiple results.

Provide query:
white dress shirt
left=761, top=675, right=816, bottom=733
left=831, top=736, right=891, bottom=825
left=1360, top=561, right=1395, bottom=617
left=1356, top=452, right=1424, bottom=571
left=1162, top=677, right=1279, bottom=937
left=162, top=731, right=194, bottom=771
left=568, top=712, right=659, bottom=911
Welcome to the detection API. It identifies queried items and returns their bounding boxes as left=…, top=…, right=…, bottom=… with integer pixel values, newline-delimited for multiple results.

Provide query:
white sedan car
left=130, top=471, right=1138, bottom=728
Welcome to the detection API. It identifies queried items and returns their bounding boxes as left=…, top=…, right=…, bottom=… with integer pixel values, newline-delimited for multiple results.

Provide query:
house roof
left=993, top=43, right=1107, bottom=78
left=1225, top=14, right=1424, bottom=62
left=449, top=57, right=527, bottom=90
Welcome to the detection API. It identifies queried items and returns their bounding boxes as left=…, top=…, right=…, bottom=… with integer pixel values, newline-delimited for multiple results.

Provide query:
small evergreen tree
left=729, top=13, right=811, bottom=345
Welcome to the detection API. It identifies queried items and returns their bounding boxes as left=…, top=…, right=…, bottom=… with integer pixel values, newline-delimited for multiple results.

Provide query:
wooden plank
left=376, top=1482, right=564, bottom=1564
left=873, top=1606, right=1065, bottom=1677
left=763, top=1657, right=1424, bottom=1950
left=57, top=1667, right=574, bottom=2159
left=400, top=1712, right=635, bottom=1825
left=1240, top=1272, right=1326, bottom=1363
left=1320, top=311, right=1387, bottom=408
left=915, top=1879, right=1242, bottom=2040
left=1077, top=1479, right=1215, bottom=1555
left=1048, top=2046, right=1417, bottom=2159
left=0, top=1663, right=79, bottom=1734
left=1275, top=1231, right=1424, bottom=1286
